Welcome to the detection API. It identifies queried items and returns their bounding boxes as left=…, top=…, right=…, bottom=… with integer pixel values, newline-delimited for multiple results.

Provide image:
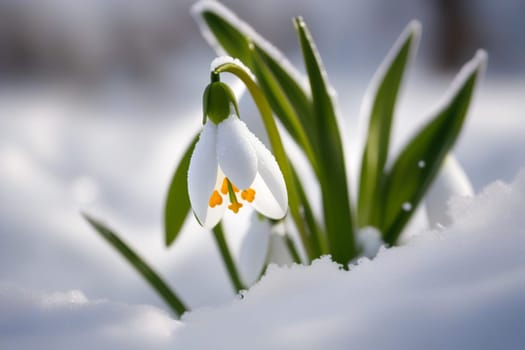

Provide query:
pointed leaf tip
left=83, top=213, right=188, bottom=316
left=381, top=49, right=486, bottom=245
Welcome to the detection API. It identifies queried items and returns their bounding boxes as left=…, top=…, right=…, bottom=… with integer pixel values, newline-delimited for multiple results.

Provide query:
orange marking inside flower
left=241, top=188, right=256, bottom=202
left=208, top=190, right=223, bottom=208
left=228, top=202, right=243, bottom=213
left=221, top=178, right=239, bottom=195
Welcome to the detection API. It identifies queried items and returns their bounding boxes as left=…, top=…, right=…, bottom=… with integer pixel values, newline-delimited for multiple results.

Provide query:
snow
left=2, top=169, right=524, bottom=349
left=0, top=283, right=180, bottom=350
left=171, top=169, right=525, bottom=349
left=355, top=227, right=383, bottom=259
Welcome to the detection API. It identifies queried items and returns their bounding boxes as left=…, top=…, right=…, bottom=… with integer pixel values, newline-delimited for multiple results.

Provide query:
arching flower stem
left=212, top=60, right=320, bottom=261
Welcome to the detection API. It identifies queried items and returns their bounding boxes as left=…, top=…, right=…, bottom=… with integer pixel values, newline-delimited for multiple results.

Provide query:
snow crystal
left=402, top=202, right=412, bottom=211
left=417, top=160, right=426, bottom=168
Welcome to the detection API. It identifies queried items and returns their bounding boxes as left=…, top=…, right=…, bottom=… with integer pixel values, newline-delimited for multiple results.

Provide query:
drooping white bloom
left=188, top=113, right=288, bottom=228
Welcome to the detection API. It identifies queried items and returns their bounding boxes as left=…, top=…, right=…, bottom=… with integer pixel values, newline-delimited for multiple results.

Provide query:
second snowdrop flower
left=188, top=80, right=288, bottom=228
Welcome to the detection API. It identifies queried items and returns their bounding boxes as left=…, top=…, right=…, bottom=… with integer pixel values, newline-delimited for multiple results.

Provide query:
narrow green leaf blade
left=250, top=47, right=318, bottom=175
left=382, top=51, right=487, bottom=245
left=212, top=223, right=245, bottom=293
left=250, top=48, right=303, bottom=146
left=83, top=214, right=188, bottom=317
left=358, top=22, right=420, bottom=228
left=294, top=17, right=357, bottom=264
left=255, top=47, right=315, bottom=131
left=164, top=136, right=198, bottom=246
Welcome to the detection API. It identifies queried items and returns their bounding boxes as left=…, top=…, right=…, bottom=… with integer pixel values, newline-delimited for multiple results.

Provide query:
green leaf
left=250, top=47, right=318, bottom=175
left=83, top=214, right=188, bottom=317
left=164, top=136, right=198, bottom=246
left=381, top=51, right=487, bottom=245
left=198, top=9, right=252, bottom=63
left=194, top=2, right=310, bottom=118
left=358, top=22, right=420, bottom=228
left=212, top=223, right=245, bottom=293
left=294, top=17, right=357, bottom=264
left=254, top=47, right=316, bottom=142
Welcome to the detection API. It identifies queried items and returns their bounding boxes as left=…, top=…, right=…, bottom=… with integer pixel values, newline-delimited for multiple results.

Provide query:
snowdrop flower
left=188, top=81, right=288, bottom=228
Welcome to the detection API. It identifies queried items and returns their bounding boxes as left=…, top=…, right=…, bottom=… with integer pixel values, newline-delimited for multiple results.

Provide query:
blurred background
left=1, top=0, right=524, bottom=311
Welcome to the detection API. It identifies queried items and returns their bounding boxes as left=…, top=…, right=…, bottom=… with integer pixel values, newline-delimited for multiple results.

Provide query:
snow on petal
left=216, top=115, right=257, bottom=190
left=246, top=131, right=287, bottom=218
left=188, top=122, right=219, bottom=225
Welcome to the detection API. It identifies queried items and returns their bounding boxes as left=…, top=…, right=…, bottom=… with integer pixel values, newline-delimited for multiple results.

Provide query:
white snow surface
left=0, top=283, right=180, bottom=350
left=171, top=169, right=525, bottom=350
left=2, top=169, right=524, bottom=349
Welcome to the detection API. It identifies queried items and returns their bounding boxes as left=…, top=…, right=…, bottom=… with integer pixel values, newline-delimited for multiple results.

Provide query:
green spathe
left=203, top=81, right=240, bottom=124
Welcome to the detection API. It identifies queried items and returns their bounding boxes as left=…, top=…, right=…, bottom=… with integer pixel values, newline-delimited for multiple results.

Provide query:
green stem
left=213, top=61, right=314, bottom=262
left=212, top=222, right=245, bottom=293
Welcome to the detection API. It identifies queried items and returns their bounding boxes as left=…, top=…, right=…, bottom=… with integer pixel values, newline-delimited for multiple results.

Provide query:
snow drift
left=1, top=169, right=525, bottom=349
left=173, top=169, right=525, bottom=349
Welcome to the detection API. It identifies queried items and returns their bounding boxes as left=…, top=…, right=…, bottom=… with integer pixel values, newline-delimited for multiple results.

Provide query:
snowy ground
left=1, top=167, right=524, bottom=349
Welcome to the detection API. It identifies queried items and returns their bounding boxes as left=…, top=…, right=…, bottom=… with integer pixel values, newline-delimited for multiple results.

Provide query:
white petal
left=237, top=211, right=271, bottom=285
left=246, top=132, right=288, bottom=218
left=216, top=116, right=257, bottom=190
left=425, top=154, right=474, bottom=228
left=188, top=122, right=220, bottom=226
left=202, top=199, right=226, bottom=229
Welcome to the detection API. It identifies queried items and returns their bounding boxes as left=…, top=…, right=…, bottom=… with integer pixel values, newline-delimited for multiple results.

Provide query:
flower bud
left=202, top=81, right=239, bottom=124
